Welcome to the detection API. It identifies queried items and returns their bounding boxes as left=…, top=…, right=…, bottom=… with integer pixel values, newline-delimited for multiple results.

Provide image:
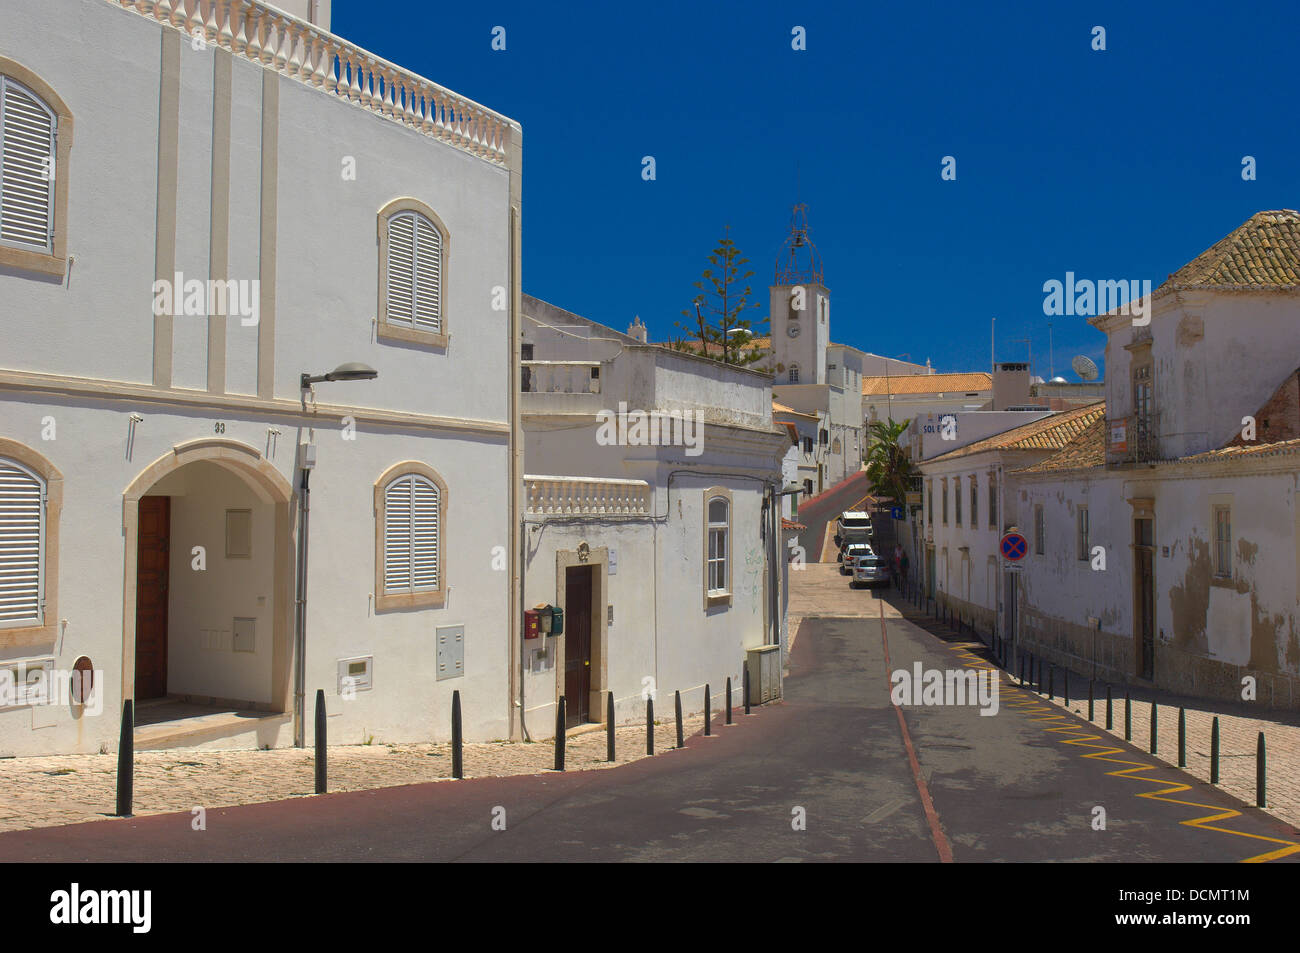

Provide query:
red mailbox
left=524, top=608, right=542, bottom=639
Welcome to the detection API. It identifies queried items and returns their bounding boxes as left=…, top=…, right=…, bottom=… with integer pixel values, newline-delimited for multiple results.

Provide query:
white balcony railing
left=521, top=361, right=601, bottom=395
left=111, top=0, right=513, bottom=166
left=525, top=476, right=651, bottom=517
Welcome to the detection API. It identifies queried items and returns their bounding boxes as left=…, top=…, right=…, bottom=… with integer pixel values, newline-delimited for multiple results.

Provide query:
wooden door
left=1135, top=518, right=1155, bottom=680
left=564, top=565, right=592, bottom=726
left=135, top=496, right=170, bottom=700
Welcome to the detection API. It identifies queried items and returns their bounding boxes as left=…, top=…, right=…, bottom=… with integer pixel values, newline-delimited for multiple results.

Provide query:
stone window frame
left=1077, top=505, right=1090, bottom=561
left=0, top=58, right=74, bottom=278
left=374, top=461, right=448, bottom=612
left=703, top=486, right=733, bottom=609
left=376, top=197, right=450, bottom=350
left=987, top=471, right=997, bottom=529
left=0, top=439, right=62, bottom=649
left=969, top=474, right=978, bottom=529
left=954, top=474, right=962, bottom=526
left=1212, top=503, right=1232, bottom=578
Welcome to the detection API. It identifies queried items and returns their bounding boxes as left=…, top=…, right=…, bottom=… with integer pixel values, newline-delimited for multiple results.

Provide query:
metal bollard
left=1064, top=670, right=1069, bottom=706
left=452, top=689, right=463, bottom=779
left=1088, top=679, right=1094, bottom=721
left=606, top=692, right=615, bottom=763
left=726, top=677, right=733, bottom=725
left=1150, top=701, right=1158, bottom=754
left=1106, top=686, right=1113, bottom=730
left=675, top=689, right=684, bottom=748
left=555, top=696, right=566, bottom=771
left=1210, top=717, right=1220, bottom=784
left=704, top=684, right=711, bottom=737
left=743, top=667, right=751, bottom=715
left=315, top=689, right=327, bottom=793
left=1256, top=733, right=1266, bottom=807
left=646, top=698, right=654, bottom=756
left=1048, top=664, right=1054, bottom=700
left=1177, top=707, right=1185, bottom=768
left=1125, top=692, right=1132, bottom=741
left=116, top=699, right=134, bottom=817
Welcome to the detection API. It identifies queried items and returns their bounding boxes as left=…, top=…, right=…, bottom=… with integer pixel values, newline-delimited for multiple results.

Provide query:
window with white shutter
left=703, top=487, right=733, bottom=609
left=377, top=199, right=448, bottom=348
left=375, top=464, right=446, bottom=610
left=0, top=457, right=44, bottom=628
left=0, top=76, right=56, bottom=253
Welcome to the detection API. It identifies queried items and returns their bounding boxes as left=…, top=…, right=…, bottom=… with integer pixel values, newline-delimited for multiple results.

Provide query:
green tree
left=671, top=231, right=768, bottom=366
left=864, top=418, right=915, bottom=504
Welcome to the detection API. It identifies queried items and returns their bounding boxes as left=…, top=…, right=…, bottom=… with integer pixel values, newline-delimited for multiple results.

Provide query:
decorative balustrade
left=110, top=0, right=513, bottom=165
left=525, top=476, right=651, bottom=517
left=521, top=361, right=602, bottom=395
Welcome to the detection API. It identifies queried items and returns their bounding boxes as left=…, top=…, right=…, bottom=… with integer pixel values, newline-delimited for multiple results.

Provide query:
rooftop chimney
left=992, top=361, right=1031, bottom=411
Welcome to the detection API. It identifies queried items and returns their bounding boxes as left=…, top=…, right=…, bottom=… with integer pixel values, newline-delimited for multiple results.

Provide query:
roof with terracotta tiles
left=1016, top=413, right=1107, bottom=473
left=1179, top=437, right=1300, bottom=463
left=1158, top=210, right=1300, bottom=295
left=781, top=517, right=807, bottom=531
left=773, top=400, right=818, bottom=420
left=926, top=401, right=1107, bottom=463
left=862, top=372, right=992, bottom=397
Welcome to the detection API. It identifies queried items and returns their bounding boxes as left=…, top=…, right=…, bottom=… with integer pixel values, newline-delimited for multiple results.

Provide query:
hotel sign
left=1109, top=419, right=1127, bottom=453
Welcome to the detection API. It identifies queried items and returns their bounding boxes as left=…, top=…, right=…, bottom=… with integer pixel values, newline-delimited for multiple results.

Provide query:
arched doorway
left=121, top=439, right=295, bottom=738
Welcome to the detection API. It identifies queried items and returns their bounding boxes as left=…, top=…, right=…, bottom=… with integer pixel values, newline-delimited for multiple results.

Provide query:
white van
left=836, top=511, right=873, bottom=542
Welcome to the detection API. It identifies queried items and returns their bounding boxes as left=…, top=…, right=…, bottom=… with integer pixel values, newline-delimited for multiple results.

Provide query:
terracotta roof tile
left=927, top=401, right=1107, bottom=463
left=862, top=372, right=991, bottom=397
left=1016, top=413, right=1107, bottom=473
left=1158, top=210, right=1300, bottom=294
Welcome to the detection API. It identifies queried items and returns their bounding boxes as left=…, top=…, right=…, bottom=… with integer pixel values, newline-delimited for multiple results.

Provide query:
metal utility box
left=745, top=644, right=781, bottom=704
left=436, top=625, right=465, bottom=680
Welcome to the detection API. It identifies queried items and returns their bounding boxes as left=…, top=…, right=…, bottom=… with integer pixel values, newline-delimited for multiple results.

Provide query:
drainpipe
left=293, top=458, right=312, bottom=748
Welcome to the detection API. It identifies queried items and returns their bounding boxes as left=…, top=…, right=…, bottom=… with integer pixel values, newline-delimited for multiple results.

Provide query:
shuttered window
left=0, top=76, right=56, bottom=252
left=0, top=458, right=44, bottom=627
left=383, top=474, right=440, bottom=594
left=385, top=210, right=442, bottom=333
left=707, top=497, right=729, bottom=595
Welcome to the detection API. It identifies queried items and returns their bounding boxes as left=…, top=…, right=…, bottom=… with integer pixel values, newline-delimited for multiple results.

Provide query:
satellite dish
left=1071, top=355, right=1100, bottom=381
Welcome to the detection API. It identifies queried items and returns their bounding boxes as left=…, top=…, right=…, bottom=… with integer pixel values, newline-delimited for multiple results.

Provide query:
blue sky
left=335, top=0, right=1300, bottom=380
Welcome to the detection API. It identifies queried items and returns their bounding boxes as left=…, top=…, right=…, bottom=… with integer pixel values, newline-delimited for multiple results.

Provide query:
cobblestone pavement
left=0, top=713, right=708, bottom=833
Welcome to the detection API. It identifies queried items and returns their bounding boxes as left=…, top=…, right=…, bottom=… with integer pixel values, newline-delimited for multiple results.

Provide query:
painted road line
left=880, top=601, right=954, bottom=863
left=942, top=639, right=1300, bottom=864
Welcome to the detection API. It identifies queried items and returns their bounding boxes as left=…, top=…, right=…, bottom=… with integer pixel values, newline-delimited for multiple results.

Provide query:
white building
left=0, top=0, right=522, bottom=754
left=518, top=296, right=789, bottom=733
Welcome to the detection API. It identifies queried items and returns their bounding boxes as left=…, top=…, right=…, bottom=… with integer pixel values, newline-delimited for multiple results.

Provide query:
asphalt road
left=3, top=595, right=1296, bottom=863
left=794, top=471, right=871, bottom=562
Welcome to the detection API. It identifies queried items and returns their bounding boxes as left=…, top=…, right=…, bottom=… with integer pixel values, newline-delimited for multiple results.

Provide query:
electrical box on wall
left=337, top=656, right=373, bottom=694
left=437, top=625, right=465, bottom=680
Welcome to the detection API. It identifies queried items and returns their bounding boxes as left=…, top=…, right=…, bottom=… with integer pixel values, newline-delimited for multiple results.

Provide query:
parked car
left=852, top=554, right=890, bottom=588
left=836, top=511, right=873, bottom=544
left=840, top=542, right=874, bottom=575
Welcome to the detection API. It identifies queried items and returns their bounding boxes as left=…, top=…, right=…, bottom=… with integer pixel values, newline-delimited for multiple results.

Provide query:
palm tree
left=864, top=418, right=915, bottom=504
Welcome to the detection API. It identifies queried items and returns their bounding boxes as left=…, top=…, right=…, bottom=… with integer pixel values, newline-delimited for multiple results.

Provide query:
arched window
left=0, top=60, right=72, bottom=277
left=377, top=198, right=449, bottom=348
left=789, top=364, right=800, bottom=384
left=374, top=463, right=447, bottom=610
left=0, top=440, right=61, bottom=644
left=704, top=487, right=732, bottom=608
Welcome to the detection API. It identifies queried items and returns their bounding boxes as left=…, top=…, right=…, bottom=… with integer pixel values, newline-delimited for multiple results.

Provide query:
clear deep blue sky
left=335, top=0, right=1300, bottom=380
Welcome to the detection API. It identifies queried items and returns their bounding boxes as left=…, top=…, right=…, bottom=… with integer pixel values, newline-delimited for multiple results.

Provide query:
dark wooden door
left=135, top=496, right=170, bottom=700
left=1135, top=518, right=1155, bottom=680
left=564, top=565, right=592, bottom=726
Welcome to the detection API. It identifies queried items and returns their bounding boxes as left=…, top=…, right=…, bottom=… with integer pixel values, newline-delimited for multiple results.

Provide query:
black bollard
left=1256, top=733, right=1266, bottom=807
left=1177, top=707, right=1185, bottom=768
left=1019, top=653, right=1025, bottom=684
left=726, top=677, right=733, bottom=725
left=555, top=696, right=566, bottom=771
left=314, top=689, right=327, bottom=794
left=115, top=699, right=134, bottom=817
left=1064, top=670, right=1069, bottom=706
left=646, top=698, right=654, bottom=756
left=704, top=684, right=711, bottom=737
left=451, top=689, right=463, bottom=779
left=1211, top=717, right=1220, bottom=784
left=1048, top=664, right=1054, bottom=700
left=743, top=667, right=751, bottom=715
left=1125, top=692, right=1132, bottom=741
left=1088, top=680, right=1094, bottom=721
left=675, top=689, right=684, bottom=748
left=606, top=692, right=615, bottom=763
left=1106, top=687, right=1113, bottom=730
left=1150, top=701, right=1158, bottom=754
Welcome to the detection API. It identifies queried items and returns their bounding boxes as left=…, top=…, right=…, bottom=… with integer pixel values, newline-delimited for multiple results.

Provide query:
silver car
left=852, top=554, right=889, bottom=588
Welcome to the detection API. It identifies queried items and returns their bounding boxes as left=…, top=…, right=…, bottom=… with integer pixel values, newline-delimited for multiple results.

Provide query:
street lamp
left=293, top=361, right=378, bottom=747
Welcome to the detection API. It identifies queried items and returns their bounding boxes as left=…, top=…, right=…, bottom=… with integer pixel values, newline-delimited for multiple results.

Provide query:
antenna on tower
left=775, top=204, right=823, bottom=285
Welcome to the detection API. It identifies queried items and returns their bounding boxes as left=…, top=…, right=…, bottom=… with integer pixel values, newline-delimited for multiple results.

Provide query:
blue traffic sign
left=1000, top=532, right=1028, bottom=561
left=890, top=506, right=904, bottom=520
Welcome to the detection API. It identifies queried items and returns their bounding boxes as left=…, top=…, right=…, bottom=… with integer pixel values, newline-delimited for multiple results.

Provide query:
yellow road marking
left=939, top=639, right=1300, bottom=863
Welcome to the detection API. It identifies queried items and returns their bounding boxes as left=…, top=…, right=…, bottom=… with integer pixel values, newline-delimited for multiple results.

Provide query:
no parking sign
left=1000, top=532, right=1028, bottom=562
